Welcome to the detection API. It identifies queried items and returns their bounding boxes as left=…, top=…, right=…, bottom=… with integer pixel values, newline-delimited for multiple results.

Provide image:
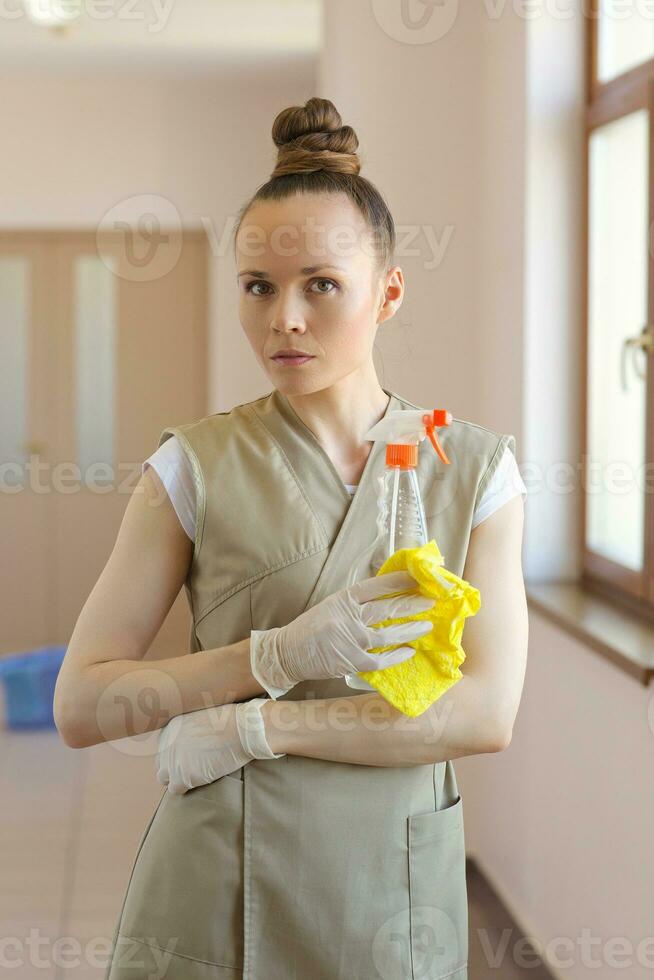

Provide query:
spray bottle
left=344, top=407, right=453, bottom=690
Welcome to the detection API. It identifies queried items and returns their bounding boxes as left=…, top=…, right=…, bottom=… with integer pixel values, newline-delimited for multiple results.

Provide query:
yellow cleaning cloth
left=357, top=539, right=481, bottom=717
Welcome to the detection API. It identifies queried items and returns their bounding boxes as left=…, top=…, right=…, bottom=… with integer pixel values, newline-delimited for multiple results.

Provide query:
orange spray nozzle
left=422, top=410, right=452, bottom=464
left=365, top=407, right=453, bottom=466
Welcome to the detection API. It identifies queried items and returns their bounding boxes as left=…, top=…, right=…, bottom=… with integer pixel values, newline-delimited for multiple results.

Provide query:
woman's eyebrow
left=237, top=264, right=348, bottom=279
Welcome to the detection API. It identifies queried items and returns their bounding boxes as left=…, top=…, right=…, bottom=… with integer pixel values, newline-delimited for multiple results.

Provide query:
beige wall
left=524, top=12, right=586, bottom=582
left=320, top=1, right=490, bottom=424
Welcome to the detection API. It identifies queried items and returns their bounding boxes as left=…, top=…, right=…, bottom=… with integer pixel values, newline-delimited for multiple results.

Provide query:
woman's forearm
left=56, top=637, right=267, bottom=748
left=262, top=675, right=505, bottom=766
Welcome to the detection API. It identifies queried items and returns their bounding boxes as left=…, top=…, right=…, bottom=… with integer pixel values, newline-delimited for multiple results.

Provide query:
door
left=0, top=229, right=208, bottom=658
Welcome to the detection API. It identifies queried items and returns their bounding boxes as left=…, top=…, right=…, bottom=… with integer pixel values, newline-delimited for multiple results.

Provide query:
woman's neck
left=283, top=370, right=390, bottom=482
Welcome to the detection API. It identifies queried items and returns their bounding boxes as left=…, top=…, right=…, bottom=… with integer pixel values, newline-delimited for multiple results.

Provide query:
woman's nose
left=269, top=293, right=307, bottom=334
left=271, top=320, right=306, bottom=335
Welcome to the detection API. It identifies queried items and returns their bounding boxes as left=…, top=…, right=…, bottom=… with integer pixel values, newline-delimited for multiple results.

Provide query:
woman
left=56, top=98, right=528, bottom=980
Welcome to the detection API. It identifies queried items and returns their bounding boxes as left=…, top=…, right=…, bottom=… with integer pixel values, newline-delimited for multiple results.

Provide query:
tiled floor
left=0, top=725, right=163, bottom=980
left=1, top=724, right=551, bottom=980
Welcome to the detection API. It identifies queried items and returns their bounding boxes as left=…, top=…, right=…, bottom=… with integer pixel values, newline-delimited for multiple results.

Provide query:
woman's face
left=236, top=192, right=402, bottom=395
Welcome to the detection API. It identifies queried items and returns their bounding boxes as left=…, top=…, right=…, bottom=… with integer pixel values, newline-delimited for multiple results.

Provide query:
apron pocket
left=117, top=777, right=244, bottom=971
left=407, top=794, right=468, bottom=980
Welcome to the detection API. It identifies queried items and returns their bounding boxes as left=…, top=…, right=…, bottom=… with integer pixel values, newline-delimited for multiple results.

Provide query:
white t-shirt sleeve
left=471, top=444, right=526, bottom=530
left=142, top=435, right=196, bottom=540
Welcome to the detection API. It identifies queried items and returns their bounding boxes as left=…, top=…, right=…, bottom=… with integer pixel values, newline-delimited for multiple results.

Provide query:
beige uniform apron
left=104, top=387, right=515, bottom=980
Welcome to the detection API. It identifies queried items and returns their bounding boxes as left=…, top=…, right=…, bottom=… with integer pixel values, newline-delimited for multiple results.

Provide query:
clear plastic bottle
left=345, top=448, right=430, bottom=690
left=344, top=410, right=452, bottom=692
left=371, top=451, right=429, bottom=567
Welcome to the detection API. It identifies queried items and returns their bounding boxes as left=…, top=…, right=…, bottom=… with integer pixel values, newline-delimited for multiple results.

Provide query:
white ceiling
left=0, top=0, right=322, bottom=71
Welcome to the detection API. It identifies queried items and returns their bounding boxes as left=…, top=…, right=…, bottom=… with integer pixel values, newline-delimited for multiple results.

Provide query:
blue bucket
left=0, top=645, right=67, bottom=730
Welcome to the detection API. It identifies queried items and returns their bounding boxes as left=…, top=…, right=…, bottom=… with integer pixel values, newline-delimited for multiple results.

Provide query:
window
left=595, top=1, right=654, bottom=84
left=584, top=3, right=654, bottom=615
left=73, top=254, right=117, bottom=479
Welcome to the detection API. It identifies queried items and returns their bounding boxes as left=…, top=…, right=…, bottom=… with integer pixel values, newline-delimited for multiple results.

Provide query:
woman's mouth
left=270, top=353, right=315, bottom=366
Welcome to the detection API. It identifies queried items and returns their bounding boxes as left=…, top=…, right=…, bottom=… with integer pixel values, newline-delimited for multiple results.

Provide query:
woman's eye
left=245, top=281, right=271, bottom=296
left=310, top=278, right=337, bottom=294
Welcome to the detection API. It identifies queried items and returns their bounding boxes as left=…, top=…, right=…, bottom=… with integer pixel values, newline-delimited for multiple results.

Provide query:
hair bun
left=271, top=97, right=360, bottom=178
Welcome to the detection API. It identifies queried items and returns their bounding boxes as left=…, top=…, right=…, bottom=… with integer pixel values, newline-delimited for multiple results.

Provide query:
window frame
left=582, top=1, right=654, bottom=621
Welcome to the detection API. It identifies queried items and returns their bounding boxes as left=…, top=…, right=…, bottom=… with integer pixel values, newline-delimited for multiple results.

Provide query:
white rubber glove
left=250, top=569, right=436, bottom=699
left=156, top=698, right=284, bottom=795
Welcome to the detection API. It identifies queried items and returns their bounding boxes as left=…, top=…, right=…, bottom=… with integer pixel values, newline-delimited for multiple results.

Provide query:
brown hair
left=233, top=97, right=396, bottom=275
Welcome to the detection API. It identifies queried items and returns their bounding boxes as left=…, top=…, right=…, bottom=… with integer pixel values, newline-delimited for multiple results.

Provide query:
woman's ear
left=376, top=266, right=404, bottom=325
